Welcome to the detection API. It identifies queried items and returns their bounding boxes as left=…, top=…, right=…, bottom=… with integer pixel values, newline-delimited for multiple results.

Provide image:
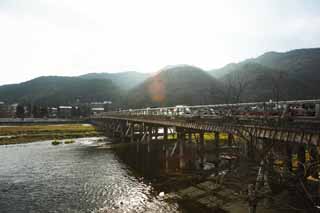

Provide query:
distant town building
left=0, top=102, right=18, bottom=118
left=91, top=107, right=105, bottom=115
left=0, top=102, right=9, bottom=118
left=58, top=106, right=72, bottom=118
left=90, top=101, right=112, bottom=114
left=48, top=107, right=58, bottom=118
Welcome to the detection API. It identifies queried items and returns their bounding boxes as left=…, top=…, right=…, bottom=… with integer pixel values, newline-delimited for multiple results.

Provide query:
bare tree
left=270, top=71, right=287, bottom=104
left=223, top=71, right=251, bottom=104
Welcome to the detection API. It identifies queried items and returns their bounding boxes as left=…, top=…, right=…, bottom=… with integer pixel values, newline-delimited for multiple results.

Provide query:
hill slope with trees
left=79, top=71, right=150, bottom=90
left=0, top=48, right=319, bottom=108
left=0, top=76, right=123, bottom=106
left=209, top=48, right=320, bottom=102
left=126, top=65, right=223, bottom=108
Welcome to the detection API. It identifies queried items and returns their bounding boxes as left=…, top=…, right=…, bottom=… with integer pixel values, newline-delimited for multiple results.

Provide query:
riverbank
left=0, top=124, right=102, bottom=145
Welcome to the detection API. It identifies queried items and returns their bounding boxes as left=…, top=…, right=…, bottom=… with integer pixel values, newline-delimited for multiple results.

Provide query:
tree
left=71, top=106, right=80, bottom=118
left=270, top=71, right=287, bottom=104
left=223, top=70, right=251, bottom=104
left=16, top=104, right=25, bottom=119
left=32, top=105, right=40, bottom=118
left=40, top=106, right=49, bottom=118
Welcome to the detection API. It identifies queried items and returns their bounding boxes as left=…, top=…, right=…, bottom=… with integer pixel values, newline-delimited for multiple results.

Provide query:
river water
left=0, top=138, right=180, bottom=213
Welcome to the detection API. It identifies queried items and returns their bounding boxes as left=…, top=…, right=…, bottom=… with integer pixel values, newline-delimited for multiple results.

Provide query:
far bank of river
left=0, top=123, right=101, bottom=145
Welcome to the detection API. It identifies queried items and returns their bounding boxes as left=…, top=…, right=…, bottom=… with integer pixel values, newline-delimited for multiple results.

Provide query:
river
left=0, top=138, right=180, bottom=213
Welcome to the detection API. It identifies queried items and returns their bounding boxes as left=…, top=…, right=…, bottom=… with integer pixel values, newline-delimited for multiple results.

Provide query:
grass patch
left=0, top=124, right=96, bottom=136
left=0, top=124, right=102, bottom=145
left=52, top=140, right=62, bottom=145
left=64, top=140, right=75, bottom=144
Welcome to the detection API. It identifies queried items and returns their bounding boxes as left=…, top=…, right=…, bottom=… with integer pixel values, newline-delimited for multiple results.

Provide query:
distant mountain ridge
left=0, top=76, right=123, bottom=105
left=0, top=47, right=319, bottom=107
left=209, top=48, right=320, bottom=78
left=79, top=71, right=150, bottom=90
left=127, top=65, right=223, bottom=108
left=208, top=48, right=320, bottom=101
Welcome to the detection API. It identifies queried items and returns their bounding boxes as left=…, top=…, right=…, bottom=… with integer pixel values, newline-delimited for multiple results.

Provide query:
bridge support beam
left=147, top=126, right=152, bottom=143
left=153, top=126, right=158, bottom=140
left=120, top=122, right=126, bottom=143
left=178, top=129, right=185, bottom=169
left=130, top=122, right=134, bottom=143
left=199, top=132, right=205, bottom=169
left=188, top=131, right=192, bottom=143
left=248, top=136, right=255, bottom=160
left=227, top=133, right=233, bottom=147
left=315, top=104, right=320, bottom=118
left=214, top=132, right=220, bottom=160
left=165, top=144, right=169, bottom=172
left=286, top=142, right=292, bottom=172
left=164, top=126, right=168, bottom=141
left=297, top=144, right=306, bottom=176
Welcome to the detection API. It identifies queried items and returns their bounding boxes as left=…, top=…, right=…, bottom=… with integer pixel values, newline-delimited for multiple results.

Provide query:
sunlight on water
left=0, top=138, right=179, bottom=212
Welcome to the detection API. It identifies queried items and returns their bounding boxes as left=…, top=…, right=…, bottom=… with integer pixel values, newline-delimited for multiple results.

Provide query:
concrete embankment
left=0, top=118, right=86, bottom=125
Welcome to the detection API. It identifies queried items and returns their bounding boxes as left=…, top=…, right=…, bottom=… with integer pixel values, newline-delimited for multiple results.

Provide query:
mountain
left=1, top=48, right=319, bottom=108
left=209, top=48, right=320, bottom=102
left=0, top=76, right=123, bottom=105
left=79, top=71, right=150, bottom=90
left=251, top=48, right=320, bottom=73
left=126, top=65, right=223, bottom=108
left=208, top=63, right=239, bottom=78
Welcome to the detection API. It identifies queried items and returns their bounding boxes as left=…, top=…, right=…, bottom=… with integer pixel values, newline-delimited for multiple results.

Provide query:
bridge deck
left=93, top=115, right=320, bottom=145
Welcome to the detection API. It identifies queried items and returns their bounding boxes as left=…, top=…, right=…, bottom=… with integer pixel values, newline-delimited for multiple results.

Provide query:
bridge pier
left=297, top=144, right=306, bottom=176
left=177, top=129, right=186, bottom=169
left=130, top=122, right=134, bottom=143
left=199, top=132, right=205, bottom=169
left=164, top=126, right=168, bottom=141
left=147, top=125, right=152, bottom=152
left=315, top=104, right=320, bottom=118
left=227, top=133, right=233, bottom=147
left=214, top=131, right=220, bottom=160
left=248, top=135, right=255, bottom=160
left=188, top=131, right=192, bottom=143
left=286, top=142, right=293, bottom=172
left=120, top=121, right=126, bottom=143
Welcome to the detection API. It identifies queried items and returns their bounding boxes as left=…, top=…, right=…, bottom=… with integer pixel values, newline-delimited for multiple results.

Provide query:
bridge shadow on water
left=110, top=138, right=319, bottom=213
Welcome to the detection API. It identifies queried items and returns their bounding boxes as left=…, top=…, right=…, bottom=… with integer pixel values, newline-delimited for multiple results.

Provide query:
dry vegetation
left=0, top=124, right=101, bottom=145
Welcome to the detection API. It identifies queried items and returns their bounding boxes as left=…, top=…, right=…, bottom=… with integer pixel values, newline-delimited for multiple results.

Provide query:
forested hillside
left=1, top=48, right=319, bottom=108
left=0, top=76, right=123, bottom=105
left=126, top=65, right=223, bottom=108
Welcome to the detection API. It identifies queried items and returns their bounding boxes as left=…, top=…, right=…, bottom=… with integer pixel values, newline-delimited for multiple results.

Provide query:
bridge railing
left=96, top=99, right=320, bottom=121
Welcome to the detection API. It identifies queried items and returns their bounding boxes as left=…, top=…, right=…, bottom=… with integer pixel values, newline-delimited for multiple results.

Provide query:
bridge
left=91, top=98, right=320, bottom=170
left=91, top=99, right=320, bottom=210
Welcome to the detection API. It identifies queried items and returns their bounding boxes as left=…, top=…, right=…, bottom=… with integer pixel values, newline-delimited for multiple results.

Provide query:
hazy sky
left=0, top=0, right=319, bottom=85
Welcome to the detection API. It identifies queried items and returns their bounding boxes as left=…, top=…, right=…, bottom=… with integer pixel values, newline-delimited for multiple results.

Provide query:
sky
left=0, top=0, right=319, bottom=85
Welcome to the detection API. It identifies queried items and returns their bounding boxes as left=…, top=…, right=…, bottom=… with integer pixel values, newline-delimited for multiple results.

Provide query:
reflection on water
left=0, top=138, right=179, bottom=213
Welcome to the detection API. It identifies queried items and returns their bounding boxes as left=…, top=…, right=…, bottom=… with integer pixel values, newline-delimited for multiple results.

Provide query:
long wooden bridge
left=91, top=99, right=320, bottom=211
left=92, top=99, right=320, bottom=172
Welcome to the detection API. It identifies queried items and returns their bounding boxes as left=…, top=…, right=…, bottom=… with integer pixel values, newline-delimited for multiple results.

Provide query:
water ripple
left=0, top=138, right=179, bottom=213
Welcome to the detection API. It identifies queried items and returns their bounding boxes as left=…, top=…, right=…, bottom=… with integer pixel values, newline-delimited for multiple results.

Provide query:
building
left=0, top=102, right=17, bottom=118
left=58, top=106, right=72, bottom=118
left=91, top=107, right=105, bottom=115
left=0, top=102, right=9, bottom=118
left=48, top=107, right=58, bottom=118
left=90, top=101, right=112, bottom=113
